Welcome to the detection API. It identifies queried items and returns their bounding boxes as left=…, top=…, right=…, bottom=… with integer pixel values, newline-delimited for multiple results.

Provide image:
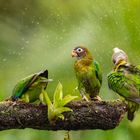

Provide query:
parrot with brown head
left=71, top=46, right=102, bottom=101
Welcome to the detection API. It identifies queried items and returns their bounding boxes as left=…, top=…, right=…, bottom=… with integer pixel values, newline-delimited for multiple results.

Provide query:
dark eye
left=77, top=48, right=83, bottom=52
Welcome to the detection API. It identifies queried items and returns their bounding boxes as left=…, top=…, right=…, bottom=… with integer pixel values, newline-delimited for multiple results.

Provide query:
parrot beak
left=71, top=50, right=77, bottom=57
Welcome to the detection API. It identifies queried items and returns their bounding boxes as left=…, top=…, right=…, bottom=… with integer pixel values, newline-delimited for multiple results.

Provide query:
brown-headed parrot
left=71, top=46, right=102, bottom=101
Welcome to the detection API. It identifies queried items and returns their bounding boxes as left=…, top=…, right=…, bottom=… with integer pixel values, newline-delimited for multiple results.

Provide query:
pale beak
left=71, top=50, right=77, bottom=57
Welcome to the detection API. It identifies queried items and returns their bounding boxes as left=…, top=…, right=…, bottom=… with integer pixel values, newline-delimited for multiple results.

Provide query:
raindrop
left=21, top=47, right=25, bottom=50
left=24, top=7, right=28, bottom=11
left=12, top=51, right=16, bottom=55
left=18, top=53, right=21, bottom=56
left=62, top=29, right=66, bottom=32
left=115, top=21, right=118, bottom=25
left=2, top=58, right=7, bottom=62
left=99, top=17, right=103, bottom=20
left=3, top=7, right=7, bottom=10
left=57, top=14, right=60, bottom=17
left=33, top=33, right=37, bottom=37
left=60, top=36, right=63, bottom=40
left=22, top=38, right=25, bottom=41
left=22, top=11, right=25, bottom=15
left=25, top=40, right=29, bottom=44
left=113, top=10, right=117, bottom=14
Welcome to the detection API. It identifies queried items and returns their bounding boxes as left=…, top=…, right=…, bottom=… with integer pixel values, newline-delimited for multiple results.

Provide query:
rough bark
left=0, top=100, right=127, bottom=131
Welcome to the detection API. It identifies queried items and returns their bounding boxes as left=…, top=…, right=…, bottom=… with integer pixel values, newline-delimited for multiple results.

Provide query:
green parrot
left=11, top=69, right=51, bottom=103
left=108, top=47, right=140, bottom=121
left=71, top=46, right=102, bottom=101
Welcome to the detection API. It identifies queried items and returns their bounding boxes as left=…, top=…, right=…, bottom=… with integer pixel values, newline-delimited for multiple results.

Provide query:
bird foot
left=91, top=96, right=102, bottom=101
left=5, top=101, right=17, bottom=113
left=96, top=96, right=102, bottom=101
left=82, top=95, right=89, bottom=102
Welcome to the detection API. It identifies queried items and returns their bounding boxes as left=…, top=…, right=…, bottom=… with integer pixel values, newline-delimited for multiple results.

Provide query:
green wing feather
left=12, top=74, right=38, bottom=100
left=108, top=71, right=140, bottom=104
left=94, top=60, right=102, bottom=84
left=121, top=64, right=140, bottom=75
left=81, top=60, right=102, bottom=98
left=108, top=60, right=140, bottom=121
left=12, top=70, right=48, bottom=100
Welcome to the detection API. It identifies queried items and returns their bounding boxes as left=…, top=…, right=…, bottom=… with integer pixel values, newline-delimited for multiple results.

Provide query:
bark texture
left=0, top=100, right=127, bottom=131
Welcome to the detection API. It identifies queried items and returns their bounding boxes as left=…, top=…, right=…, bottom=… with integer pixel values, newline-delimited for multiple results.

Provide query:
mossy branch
left=0, top=100, right=127, bottom=131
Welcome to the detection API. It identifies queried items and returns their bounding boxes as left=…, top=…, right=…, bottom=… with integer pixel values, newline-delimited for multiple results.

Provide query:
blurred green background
left=0, top=0, right=140, bottom=140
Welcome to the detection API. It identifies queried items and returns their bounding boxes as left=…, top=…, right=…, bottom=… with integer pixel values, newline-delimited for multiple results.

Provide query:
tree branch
left=0, top=100, right=127, bottom=131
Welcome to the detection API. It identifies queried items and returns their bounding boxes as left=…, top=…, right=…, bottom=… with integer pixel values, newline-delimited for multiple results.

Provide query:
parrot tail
left=127, top=97, right=140, bottom=104
left=134, top=98, right=140, bottom=104
left=127, top=110, right=134, bottom=121
left=127, top=101, right=139, bottom=121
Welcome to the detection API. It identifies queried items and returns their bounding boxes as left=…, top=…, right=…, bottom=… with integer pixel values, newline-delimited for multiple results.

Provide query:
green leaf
left=57, top=114, right=64, bottom=120
left=53, top=82, right=63, bottom=107
left=43, top=82, right=76, bottom=123
left=48, top=108, right=56, bottom=122
left=54, top=107, right=72, bottom=115
left=60, top=95, right=78, bottom=106
left=42, top=89, right=52, bottom=107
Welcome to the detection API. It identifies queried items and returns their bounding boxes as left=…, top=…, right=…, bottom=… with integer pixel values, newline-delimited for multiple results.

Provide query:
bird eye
left=77, top=48, right=83, bottom=52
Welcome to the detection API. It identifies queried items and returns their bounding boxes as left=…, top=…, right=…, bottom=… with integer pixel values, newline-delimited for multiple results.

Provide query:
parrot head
left=71, top=46, right=92, bottom=60
left=112, top=47, right=128, bottom=65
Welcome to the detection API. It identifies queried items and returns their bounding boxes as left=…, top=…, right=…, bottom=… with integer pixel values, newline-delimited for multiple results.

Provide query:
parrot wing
left=108, top=71, right=140, bottom=104
left=93, top=60, right=102, bottom=85
left=12, top=69, right=48, bottom=100
left=122, top=64, right=140, bottom=75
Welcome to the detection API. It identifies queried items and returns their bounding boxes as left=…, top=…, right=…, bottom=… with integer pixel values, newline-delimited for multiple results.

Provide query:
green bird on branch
left=11, top=69, right=52, bottom=103
left=108, top=47, right=140, bottom=121
left=71, top=46, right=102, bottom=101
